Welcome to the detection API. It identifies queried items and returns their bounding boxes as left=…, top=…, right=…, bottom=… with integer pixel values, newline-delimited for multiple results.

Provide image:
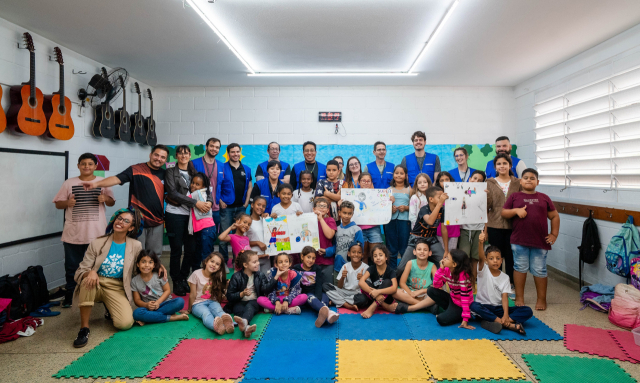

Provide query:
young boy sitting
left=397, top=186, right=449, bottom=279
left=470, top=233, right=533, bottom=334
left=501, top=168, right=560, bottom=311
left=325, top=201, right=364, bottom=283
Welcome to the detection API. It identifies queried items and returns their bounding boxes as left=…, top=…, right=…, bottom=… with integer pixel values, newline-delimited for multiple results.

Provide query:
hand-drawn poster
left=340, top=188, right=393, bottom=225
left=263, top=213, right=320, bottom=255
left=443, top=182, right=488, bottom=225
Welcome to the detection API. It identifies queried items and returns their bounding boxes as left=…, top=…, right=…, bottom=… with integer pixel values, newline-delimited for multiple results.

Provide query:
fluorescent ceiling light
left=187, top=0, right=458, bottom=77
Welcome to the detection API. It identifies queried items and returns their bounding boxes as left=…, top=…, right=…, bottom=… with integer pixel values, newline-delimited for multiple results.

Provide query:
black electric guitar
left=144, top=89, right=157, bottom=146
left=114, top=75, right=131, bottom=142
left=131, top=82, right=147, bottom=144
left=92, top=68, right=115, bottom=139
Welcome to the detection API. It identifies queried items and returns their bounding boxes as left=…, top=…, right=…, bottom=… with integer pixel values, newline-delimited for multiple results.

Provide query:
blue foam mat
left=262, top=309, right=338, bottom=340
left=404, top=313, right=562, bottom=340
left=339, top=312, right=413, bottom=340
left=244, top=340, right=337, bottom=380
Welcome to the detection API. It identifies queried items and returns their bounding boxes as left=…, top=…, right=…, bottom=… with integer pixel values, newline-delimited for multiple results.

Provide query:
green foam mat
left=111, top=314, right=198, bottom=339
left=186, top=313, right=271, bottom=340
left=522, top=354, right=635, bottom=383
left=54, top=337, right=179, bottom=378
left=447, top=381, right=532, bottom=383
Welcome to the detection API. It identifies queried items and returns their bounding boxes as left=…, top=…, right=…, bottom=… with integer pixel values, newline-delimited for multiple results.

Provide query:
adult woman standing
left=165, top=145, right=211, bottom=296
left=73, top=208, right=145, bottom=347
left=344, top=156, right=362, bottom=188
left=486, top=153, right=521, bottom=285
left=448, top=147, right=476, bottom=182
left=333, top=156, right=345, bottom=180
left=250, top=160, right=283, bottom=215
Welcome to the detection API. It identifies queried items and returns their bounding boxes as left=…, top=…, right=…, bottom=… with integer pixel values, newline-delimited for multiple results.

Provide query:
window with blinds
left=534, top=66, right=640, bottom=189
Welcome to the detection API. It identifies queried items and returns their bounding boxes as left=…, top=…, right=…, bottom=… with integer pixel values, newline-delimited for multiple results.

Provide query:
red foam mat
left=148, top=339, right=257, bottom=379
left=564, top=324, right=637, bottom=363
left=610, top=329, right=640, bottom=363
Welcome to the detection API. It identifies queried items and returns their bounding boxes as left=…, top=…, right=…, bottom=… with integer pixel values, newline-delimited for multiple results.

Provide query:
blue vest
left=257, top=159, right=289, bottom=181
left=367, top=161, right=395, bottom=189
left=220, top=162, right=251, bottom=205
left=485, top=156, right=521, bottom=179
left=193, top=157, right=224, bottom=203
left=254, top=178, right=281, bottom=214
left=448, top=167, right=476, bottom=182
left=405, top=152, right=437, bottom=186
left=292, top=161, right=327, bottom=190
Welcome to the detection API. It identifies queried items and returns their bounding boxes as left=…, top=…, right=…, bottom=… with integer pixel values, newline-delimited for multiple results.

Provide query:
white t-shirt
left=338, top=262, right=369, bottom=291
left=292, top=189, right=315, bottom=213
left=475, top=263, right=511, bottom=306
left=271, top=202, right=303, bottom=217
left=462, top=223, right=485, bottom=231
left=247, top=217, right=265, bottom=255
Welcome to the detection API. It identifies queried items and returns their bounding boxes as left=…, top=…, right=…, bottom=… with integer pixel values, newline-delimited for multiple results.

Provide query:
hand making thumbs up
left=68, top=194, right=76, bottom=208
left=516, top=204, right=527, bottom=218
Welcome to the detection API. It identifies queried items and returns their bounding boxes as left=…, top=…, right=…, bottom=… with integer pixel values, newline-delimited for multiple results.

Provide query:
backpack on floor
left=578, top=215, right=601, bottom=287
left=605, top=216, right=640, bottom=278
left=0, top=274, right=26, bottom=319
left=609, top=283, right=640, bottom=329
left=0, top=265, right=49, bottom=319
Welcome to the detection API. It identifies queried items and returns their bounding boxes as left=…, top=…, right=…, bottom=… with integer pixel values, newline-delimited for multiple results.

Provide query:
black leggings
left=353, top=279, right=395, bottom=309
left=427, top=287, right=462, bottom=326
left=487, top=227, right=514, bottom=283
left=230, top=300, right=261, bottom=323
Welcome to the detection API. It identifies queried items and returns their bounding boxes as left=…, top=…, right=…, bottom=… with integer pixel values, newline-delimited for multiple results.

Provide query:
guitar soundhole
left=58, top=105, right=66, bottom=115
left=28, top=97, right=37, bottom=108
left=105, top=111, right=111, bottom=119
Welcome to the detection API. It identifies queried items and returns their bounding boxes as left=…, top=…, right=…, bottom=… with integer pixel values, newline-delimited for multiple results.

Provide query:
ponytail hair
left=449, top=249, right=473, bottom=283
left=235, top=250, right=258, bottom=271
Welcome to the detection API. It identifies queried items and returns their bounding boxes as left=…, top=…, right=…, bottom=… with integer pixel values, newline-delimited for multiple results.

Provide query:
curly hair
left=202, top=252, right=227, bottom=303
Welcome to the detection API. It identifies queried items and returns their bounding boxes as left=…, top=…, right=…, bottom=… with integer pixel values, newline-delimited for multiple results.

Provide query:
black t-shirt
left=410, top=204, right=444, bottom=245
left=116, top=163, right=166, bottom=227
left=292, top=263, right=323, bottom=297
left=368, top=265, right=395, bottom=288
left=229, top=162, right=248, bottom=208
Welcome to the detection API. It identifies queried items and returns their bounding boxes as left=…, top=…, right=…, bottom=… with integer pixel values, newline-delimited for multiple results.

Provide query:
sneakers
left=50, top=287, right=67, bottom=301
left=221, top=314, right=235, bottom=333
left=73, top=327, right=90, bottom=348
left=285, top=306, right=301, bottom=315
left=62, top=290, right=73, bottom=308
left=103, top=304, right=111, bottom=321
left=244, top=324, right=257, bottom=338
left=327, top=310, right=340, bottom=324
left=181, top=280, right=191, bottom=295
left=315, top=306, right=330, bottom=328
left=213, top=317, right=226, bottom=335
left=480, top=320, right=502, bottom=334
left=264, top=308, right=272, bottom=313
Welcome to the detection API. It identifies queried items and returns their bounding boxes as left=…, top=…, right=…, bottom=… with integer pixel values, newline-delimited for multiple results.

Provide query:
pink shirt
left=433, top=267, right=473, bottom=321
left=316, top=217, right=338, bottom=266
left=53, top=176, right=115, bottom=244
left=229, top=234, right=251, bottom=256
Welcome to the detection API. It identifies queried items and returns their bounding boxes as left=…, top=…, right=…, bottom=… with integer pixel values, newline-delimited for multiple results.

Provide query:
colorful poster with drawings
left=340, top=188, right=393, bottom=225
left=263, top=213, right=320, bottom=255
left=443, top=182, right=488, bottom=225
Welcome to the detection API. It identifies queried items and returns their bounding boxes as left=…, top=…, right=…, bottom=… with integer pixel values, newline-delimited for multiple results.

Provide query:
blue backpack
left=605, top=216, right=640, bottom=278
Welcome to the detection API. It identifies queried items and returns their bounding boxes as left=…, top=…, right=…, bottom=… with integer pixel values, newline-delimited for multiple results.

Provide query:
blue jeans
left=306, top=293, right=330, bottom=312
left=384, top=219, right=410, bottom=270
left=470, top=302, right=533, bottom=323
left=219, top=206, right=247, bottom=263
left=362, top=226, right=383, bottom=243
left=192, top=300, right=226, bottom=331
left=512, top=244, right=548, bottom=278
left=194, top=225, right=218, bottom=270
left=132, top=299, right=184, bottom=323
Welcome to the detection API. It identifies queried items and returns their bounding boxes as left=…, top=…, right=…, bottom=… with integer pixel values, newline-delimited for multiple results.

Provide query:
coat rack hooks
left=72, top=69, right=87, bottom=75
left=16, top=42, right=28, bottom=49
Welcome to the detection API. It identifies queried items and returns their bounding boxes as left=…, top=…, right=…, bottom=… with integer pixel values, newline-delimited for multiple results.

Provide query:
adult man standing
left=484, top=136, right=526, bottom=178
left=255, top=141, right=291, bottom=183
left=81, top=145, right=169, bottom=256
left=400, top=131, right=440, bottom=186
left=193, top=137, right=224, bottom=248
left=218, top=143, right=253, bottom=264
left=290, top=141, right=327, bottom=190
left=363, top=141, right=395, bottom=189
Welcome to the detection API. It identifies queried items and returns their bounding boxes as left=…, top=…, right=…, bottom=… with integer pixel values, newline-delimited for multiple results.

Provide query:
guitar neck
left=59, top=64, right=64, bottom=101
left=137, top=95, right=142, bottom=124
left=122, top=88, right=126, bottom=112
left=29, top=51, right=36, bottom=100
left=150, top=100, right=154, bottom=126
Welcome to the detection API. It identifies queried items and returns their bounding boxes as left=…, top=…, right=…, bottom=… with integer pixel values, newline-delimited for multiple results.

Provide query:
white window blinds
left=534, top=66, right=640, bottom=189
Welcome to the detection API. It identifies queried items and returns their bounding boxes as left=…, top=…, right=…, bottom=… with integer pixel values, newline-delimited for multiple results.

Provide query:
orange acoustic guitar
left=43, top=47, right=74, bottom=140
left=7, top=32, right=46, bottom=136
left=0, top=86, right=6, bottom=134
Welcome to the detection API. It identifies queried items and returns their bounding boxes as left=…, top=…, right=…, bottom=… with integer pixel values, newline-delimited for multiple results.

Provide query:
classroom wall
left=514, top=24, right=640, bottom=287
left=0, top=17, right=155, bottom=289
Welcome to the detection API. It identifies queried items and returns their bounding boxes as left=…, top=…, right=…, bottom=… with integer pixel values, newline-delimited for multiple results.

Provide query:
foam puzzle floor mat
left=111, top=314, right=199, bottom=339
left=243, top=339, right=337, bottom=380
left=522, top=353, right=637, bottom=383
left=337, top=306, right=391, bottom=315
left=337, top=340, right=430, bottom=380
left=147, top=339, right=257, bottom=380
left=186, top=312, right=271, bottom=340
left=54, top=337, right=180, bottom=378
left=417, top=339, right=526, bottom=381
left=339, top=312, right=413, bottom=340
left=564, top=324, right=637, bottom=363
left=405, top=312, right=563, bottom=341
left=262, top=309, right=338, bottom=340
left=610, top=328, right=640, bottom=363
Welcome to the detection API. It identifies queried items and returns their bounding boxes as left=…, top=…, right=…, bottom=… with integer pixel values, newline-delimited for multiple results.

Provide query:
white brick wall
left=514, top=24, right=640, bottom=286
left=154, top=86, right=517, bottom=147
left=0, top=17, right=160, bottom=289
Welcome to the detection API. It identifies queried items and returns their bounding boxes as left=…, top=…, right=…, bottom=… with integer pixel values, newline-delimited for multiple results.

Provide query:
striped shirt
left=432, top=267, right=473, bottom=321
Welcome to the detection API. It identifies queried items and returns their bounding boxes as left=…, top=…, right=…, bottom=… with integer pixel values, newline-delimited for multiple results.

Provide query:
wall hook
left=605, top=211, right=613, bottom=218
left=48, top=55, right=55, bottom=61
left=589, top=209, right=594, bottom=218
left=16, top=42, right=28, bottom=49
left=72, top=69, right=87, bottom=75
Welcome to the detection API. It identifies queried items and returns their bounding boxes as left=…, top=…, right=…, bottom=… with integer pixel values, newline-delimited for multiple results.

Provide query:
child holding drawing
left=356, top=172, right=384, bottom=264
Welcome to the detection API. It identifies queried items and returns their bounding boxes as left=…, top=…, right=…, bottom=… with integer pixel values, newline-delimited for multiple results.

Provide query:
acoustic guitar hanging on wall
left=131, top=82, right=147, bottom=145
left=92, top=68, right=115, bottom=139
left=144, top=89, right=157, bottom=146
left=7, top=32, right=47, bottom=136
left=43, top=47, right=74, bottom=140
left=114, top=75, right=131, bottom=142
left=0, top=86, right=6, bottom=134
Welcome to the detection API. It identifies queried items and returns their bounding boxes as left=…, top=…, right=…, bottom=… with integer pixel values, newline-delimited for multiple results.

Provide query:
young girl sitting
left=225, top=250, right=280, bottom=337
left=247, top=196, right=271, bottom=274
left=354, top=245, right=399, bottom=318
left=394, top=239, right=438, bottom=311
left=435, top=171, right=460, bottom=251
left=218, top=213, right=253, bottom=266
left=188, top=253, right=234, bottom=335
left=292, top=170, right=315, bottom=214
left=132, top=251, right=188, bottom=326
left=409, top=173, right=432, bottom=228
left=258, top=253, right=307, bottom=315
left=271, top=183, right=304, bottom=218
left=426, top=249, right=474, bottom=329
left=323, top=241, right=369, bottom=311
left=357, top=173, right=384, bottom=263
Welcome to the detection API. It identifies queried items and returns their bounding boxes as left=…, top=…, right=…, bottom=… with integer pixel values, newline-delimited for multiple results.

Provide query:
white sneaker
left=285, top=306, right=301, bottom=315
left=264, top=308, right=272, bottom=313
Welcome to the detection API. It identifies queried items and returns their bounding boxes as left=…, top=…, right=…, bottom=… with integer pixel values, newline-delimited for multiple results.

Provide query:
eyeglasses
left=116, top=216, right=131, bottom=224
left=360, top=179, right=372, bottom=184
left=454, top=154, right=466, bottom=158
left=304, top=149, right=316, bottom=153
left=349, top=163, right=360, bottom=168
left=335, top=161, right=343, bottom=165
left=268, top=147, right=280, bottom=152
left=316, top=204, right=328, bottom=209
left=177, top=152, right=190, bottom=156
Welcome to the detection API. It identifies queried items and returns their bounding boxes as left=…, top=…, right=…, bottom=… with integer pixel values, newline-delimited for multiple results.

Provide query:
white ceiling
left=1, top=0, right=639, bottom=87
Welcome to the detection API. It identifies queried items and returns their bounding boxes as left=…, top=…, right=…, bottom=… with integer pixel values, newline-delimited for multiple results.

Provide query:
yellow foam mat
left=139, top=380, right=235, bottom=382
left=416, top=339, right=526, bottom=381
left=337, top=340, right=431, bottom=380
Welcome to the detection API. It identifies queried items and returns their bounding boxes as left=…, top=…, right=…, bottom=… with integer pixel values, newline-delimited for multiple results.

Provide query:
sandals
left=511, top=322, right=526, bottom=336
